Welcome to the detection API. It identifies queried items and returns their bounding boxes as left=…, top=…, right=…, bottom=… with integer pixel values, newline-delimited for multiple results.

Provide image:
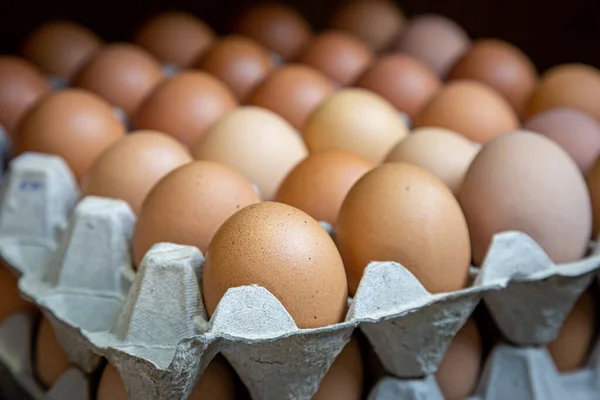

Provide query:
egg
left=132, top=161, right=260, bottom=266
left=195, top=35, right=275, bottom=101
left=0, top=56, right=50, bottom=135
left=415, top=80, right=519, bottom=144
left=329, top=0, right=405, bottom=52
left=356, top=54, right=440, bottom=120
left=524, top=63, right=600, bottom=122
left=547, top=289, right=597, bottom=372
left=233, top=3, right=312, bottom=61
left=458, top=131, right=591, bottom=265
left=337, top=163, right=471, bottom=296
left=134, top=11, right=215, bottom=67
left=313, top=336, right=364, bottom=400
left=395, top=14, right=470, bottom=77
left=299, top=30, right=373, bottom=86
left=35, top=316, right=70, bottom=388
left=0, top=265, right=36, bottom=323
left=203, top=202, right=348, bottom=329
left=193, top=106, right=308, bottom=200
left=584, top=156, right=600, bottom=238
left=72, top=43, right=164, bottom=117
left=385, top=127, right=479, bottom=195
left=133, top=72, right=238, bottom=150
left=247, top=64, right=336, bottom=130
left=449, top=39, right=538, bottom=113
left=21, top=20, right=102, bottom=79
left=81, top=131, right=192, bottom=215
left=303, top=89, right=409, bottom=164
left=435, top=319, right=482, bottom=400
left=14, top=89, right=126, bottom=180
left=276, top=150, right=374, bottom=225
left=524, top=108, right=600, bottom=174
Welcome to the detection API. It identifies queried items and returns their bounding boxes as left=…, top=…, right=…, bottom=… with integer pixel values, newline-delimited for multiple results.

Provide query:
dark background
left=1, top=0, right=600, bottom=73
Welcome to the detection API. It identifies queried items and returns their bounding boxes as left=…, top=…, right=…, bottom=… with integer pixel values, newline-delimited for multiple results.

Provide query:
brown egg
left=329, top=0, right=405, bottom=52
left=73, top=43, right=164, bottom=117
left=0, top=56, right=50, bottom=135
left=459, top=131, right=591, bottom=265
left=194, top=106, right=308, bottom=200
left=14, top=89, right=126, bottom=180
left=203, top=202, right=348, bottom=329
left=585, top=156, right=600, bottom=238
left=247, top=65, right=336, bottom=130
left=449, top=39, right=538, bottom=113
left=233, top=3, right=312, bottom=61
left=548, top=289, right=597, bottom=372
left=337, top=163, right=471, bottom=296
left=35, top=316, right=70, bottom=388
left=415, top=80, right=519, bottom=144
left=81, top=131, right=192, bottom=215
left=0, top=265, right=36, bottom=324
left=524, top=108, right=600, bottom=174
left=303, top=89, right=409, bottom=164
left=133, top=72, right=238, bottom=150
left=195, top=35, right=274, bottom=101
left=313, top=336, right=364, bottom=400
left=524, top=64, right=600, bottom=122
left=385, top=127, right=479, bottom=195
left=436, top=319, right=482, bottom=400
left=132, top=161, right=260, bottom=266
left=21, top=21, right=102, bottom=78
left=395, top=14, right=470, bottom=77
left=299, top=30, right=373, bottom=86
left=134, top=11, right=215, bottom=67
left=276, top=150, right=373, bottom=224
left=356, top=54, right=440, bottom=120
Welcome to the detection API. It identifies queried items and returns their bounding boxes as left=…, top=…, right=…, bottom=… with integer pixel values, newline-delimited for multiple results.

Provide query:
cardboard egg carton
left=1, top=153, right=600, bottom=400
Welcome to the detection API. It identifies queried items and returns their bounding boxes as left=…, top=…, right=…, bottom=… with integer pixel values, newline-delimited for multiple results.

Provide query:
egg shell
left=132, top=160, right=260, bottom=266
left=202, top=202, right=348, bottom=329
left=458, top=131, right=592, bottom=265
left=303, top=88, right=409, bottom=164
left=0, top=264, right=36, bottom=324
left=336, top=163, right=471, bottom=296
left=415, top=80, right=519, bottom=144
left=35, top=316, right=71, bottom=388
left=313, top=336, right=364, bottom=400
left=132, top=71, right=238, bottom=150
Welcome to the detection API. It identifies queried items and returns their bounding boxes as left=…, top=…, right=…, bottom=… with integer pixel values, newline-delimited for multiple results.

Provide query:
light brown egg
left=247, top=64, right=336, bottom=130
left=436, top=319, right=482, bottom=400
left=233, top=3, right=312, bottom=61
left=35, top=316, right=70, bottom=388
left=524, top=108, right=600, bottom=174
left=548, top=289, right=597, bottom=372
left=21, top=20, right=102, bottom=78
left=133, top=72, right=238, bottom=150
left=385, top=127, right=479, bottom=195
left=415, top=80, right=519, bottom=144
left=356, top=54, right=440, bottom=120
left=337, top=163, right=471, bottom=296
left=585, top=156, right=600, bottom=238
left=458, top=131, right=592, bottom=265
left=203, top=202, right=348, bottom=329
left=395, top=14, right=470, bottom=77
left=524, top=63, right=600, bottom=122
left=132, top=161, right=260, bottom=266
left=14, top=89, right=126, bottom=180
left=0, top=56, right=50, bottom=135
left=276, top=150, right=374, bottom=224
left=0, top=265, right=36, bottom=324
left=81, top=131, right=192, bottom=215
left=299, top=30, right=373, bottom=86
left=313, top=336, right=364, bottom=400
left=134, top=11, right=215, bottom=67
left=449, top=39, right=538, bottom=113
left=195, top=35, right=274, bottom=101
left=194, top=106, right=308, bottom=200
left=329, top=0, right=405, bottom=52
left=73, top=43, right=164, bottom=117
left=303, top=89, right=409, bottom=164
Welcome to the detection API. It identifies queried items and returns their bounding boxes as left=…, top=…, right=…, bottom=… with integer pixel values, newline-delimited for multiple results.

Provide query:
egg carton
left=1, top=153, right=600, bottom=400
